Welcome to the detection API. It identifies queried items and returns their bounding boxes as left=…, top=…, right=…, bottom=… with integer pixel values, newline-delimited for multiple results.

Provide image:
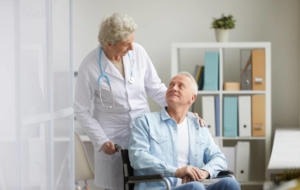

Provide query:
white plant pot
left=215, top=29, right=229, bottom=42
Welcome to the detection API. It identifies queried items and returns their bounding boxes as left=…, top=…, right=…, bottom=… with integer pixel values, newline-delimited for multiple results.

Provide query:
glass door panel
left=54, top=117, right=71, bottom=189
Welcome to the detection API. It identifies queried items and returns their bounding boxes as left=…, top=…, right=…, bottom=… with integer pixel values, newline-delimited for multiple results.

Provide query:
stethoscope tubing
left=98, top=47, right=134, bottom=109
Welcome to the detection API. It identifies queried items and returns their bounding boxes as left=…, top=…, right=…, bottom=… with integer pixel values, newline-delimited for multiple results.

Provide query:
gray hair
left=175, top=71, right=198, bottom=94
left=98, top=13, right=137, bottom=48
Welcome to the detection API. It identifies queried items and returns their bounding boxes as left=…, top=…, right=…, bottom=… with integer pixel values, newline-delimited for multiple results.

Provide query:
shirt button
left=195, top=154, right=197, bottom=157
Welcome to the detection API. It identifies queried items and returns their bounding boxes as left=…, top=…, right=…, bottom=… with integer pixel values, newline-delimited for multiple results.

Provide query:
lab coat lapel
left=101, top=51, right=124, bottom=81
left=123, top=52, right=135, bottom=82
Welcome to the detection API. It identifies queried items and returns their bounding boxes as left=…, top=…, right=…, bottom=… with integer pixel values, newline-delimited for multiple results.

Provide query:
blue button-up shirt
left=128, top=108, right=227, bottom=190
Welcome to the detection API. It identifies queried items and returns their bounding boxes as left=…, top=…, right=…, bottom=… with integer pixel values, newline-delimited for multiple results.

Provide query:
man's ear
left=190, top=94, right=197, bottom=104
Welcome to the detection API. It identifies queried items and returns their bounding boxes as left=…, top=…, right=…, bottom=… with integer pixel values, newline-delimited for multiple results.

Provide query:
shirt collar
left=160, top=107, right=198, bottom=122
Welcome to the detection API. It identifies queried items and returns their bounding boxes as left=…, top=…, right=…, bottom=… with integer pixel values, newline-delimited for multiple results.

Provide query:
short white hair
left=175, top=71, right=198, bottom=94
left=98, top=13, right=137, bottom=48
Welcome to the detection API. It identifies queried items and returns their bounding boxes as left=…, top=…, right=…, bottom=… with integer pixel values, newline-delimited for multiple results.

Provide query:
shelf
left=239, top=181, right=265, bottom=186
left=221, top=137, right=266, bottom=140
left=197, top=90, right=266, bottom=95
left=203, top=179, right=264, bottom=186
left=222, top=91, right=265, bottom=95
left=172, top=42, right=271, bottom=49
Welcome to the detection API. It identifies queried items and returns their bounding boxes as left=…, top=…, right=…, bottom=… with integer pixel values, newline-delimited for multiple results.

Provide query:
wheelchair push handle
left=114, top=144, right=124, bottom=151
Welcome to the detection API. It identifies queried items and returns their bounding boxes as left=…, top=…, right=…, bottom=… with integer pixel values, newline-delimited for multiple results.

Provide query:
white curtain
left=0, top=0, right=74, bottom=189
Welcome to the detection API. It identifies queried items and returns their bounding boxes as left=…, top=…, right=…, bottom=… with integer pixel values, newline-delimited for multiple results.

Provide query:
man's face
left=166, top=75, right=196, bottom=106
left=107, top=33, right=134, bottom=56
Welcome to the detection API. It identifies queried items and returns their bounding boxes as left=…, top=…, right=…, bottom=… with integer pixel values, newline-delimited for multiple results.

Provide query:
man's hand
left=175, top=166, right=202, bottom=181
left=198, top=169, right=209, bottom=182
left=101, top=141, right=117, bottom=155
left=182, top=175, right=193, bottom=184
left=192, top=112, right=206, bottom=127
left=180, top=169, right=210, bottom=184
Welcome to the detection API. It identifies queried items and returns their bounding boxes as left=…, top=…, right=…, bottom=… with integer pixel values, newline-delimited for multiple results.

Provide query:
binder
left=214, top=96, right=220, bottom=136
left=202, top=96, right=215, bottom=136
left=222, top=147, right=235, bottom=173
left=223, top=97, right=238, bottom=137
left=252, top=49, right=265, bottom=90
left=238, top=96, right=251, bottom=137
left=240, top=50, right=252, bottom=90
left=235, top=142, right=250, bottom=181
left=203, top=52, right=219, bottom=91
left=252, top=95, right=266, bottom=137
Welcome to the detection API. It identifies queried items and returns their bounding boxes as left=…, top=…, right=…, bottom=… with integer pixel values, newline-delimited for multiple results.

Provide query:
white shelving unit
left=171, top=42, right=271, bottom=186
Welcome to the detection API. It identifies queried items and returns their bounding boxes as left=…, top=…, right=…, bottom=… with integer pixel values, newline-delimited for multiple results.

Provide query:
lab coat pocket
left=150, top=135, right=168, bottom=158
left=97, top=149, right=119, bottom=162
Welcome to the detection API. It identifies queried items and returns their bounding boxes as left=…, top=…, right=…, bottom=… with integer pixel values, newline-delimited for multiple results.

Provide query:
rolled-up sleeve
left=201, top=131, right=227, bottom=178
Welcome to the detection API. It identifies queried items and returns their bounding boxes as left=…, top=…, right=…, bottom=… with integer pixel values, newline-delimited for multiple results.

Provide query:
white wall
left=73, top=0, right=300, bottom=130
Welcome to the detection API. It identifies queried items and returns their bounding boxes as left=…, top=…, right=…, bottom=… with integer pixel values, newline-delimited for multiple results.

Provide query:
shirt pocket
left=150, top=135, right=168, bottom=157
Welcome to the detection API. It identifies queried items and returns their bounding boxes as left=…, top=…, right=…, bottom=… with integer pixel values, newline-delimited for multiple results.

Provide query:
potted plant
left=211, top=14, right=236, bottom=42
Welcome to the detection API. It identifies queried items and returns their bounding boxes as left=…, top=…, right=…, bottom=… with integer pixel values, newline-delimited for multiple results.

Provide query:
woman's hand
left=101, top=141, right=117, bottom=155
left=192, top=112, right=206, bottom=127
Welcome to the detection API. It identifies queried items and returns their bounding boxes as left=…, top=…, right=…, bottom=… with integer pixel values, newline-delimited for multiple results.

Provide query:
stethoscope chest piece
left=128, top=76, right=135, bottom=84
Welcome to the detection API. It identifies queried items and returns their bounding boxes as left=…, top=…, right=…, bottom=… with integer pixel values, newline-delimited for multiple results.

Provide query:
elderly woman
left=74, top=13, right=168, bottom=190
left=74, top=13, right=204, bottom=190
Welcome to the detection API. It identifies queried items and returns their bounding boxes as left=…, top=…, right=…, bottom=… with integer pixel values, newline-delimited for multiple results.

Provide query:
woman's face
left=108, top=33, right=134, bottom=56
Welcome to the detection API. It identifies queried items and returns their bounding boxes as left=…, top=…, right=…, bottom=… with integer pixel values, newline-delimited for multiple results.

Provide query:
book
left=193, top=65, right=201, bottom=83
left=198, top=66, right=204, bottom=90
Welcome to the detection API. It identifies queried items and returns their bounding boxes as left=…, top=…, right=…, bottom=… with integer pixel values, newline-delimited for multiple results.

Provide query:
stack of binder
left=222, top=94, right=265, bottom=137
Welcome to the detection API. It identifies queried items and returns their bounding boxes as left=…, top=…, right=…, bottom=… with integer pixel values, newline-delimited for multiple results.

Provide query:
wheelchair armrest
left=126, top=174, right=171, bottom=190
left=215, top=170, right=235, bottom=179
left=206, top=170, right=235, bottom=179
left=127, top=174, right=165, bottom=182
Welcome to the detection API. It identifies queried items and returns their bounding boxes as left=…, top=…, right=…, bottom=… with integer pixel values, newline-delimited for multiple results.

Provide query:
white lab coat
left=74, top=43, right=167, bottom=190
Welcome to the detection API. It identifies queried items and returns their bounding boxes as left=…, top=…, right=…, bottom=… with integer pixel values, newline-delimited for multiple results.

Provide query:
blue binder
left=215, top=96, right=220, bottom=136
left=223, top=97, right=238, bottom=137
left=203, top=52, right=219, bottom=91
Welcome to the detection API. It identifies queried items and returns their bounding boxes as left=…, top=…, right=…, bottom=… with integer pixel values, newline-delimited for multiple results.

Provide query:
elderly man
left=128, top=72, right=240, bottom=190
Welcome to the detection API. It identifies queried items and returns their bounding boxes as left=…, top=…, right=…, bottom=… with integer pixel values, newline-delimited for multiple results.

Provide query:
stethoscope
left=98, top=47, right=134, bottom=109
